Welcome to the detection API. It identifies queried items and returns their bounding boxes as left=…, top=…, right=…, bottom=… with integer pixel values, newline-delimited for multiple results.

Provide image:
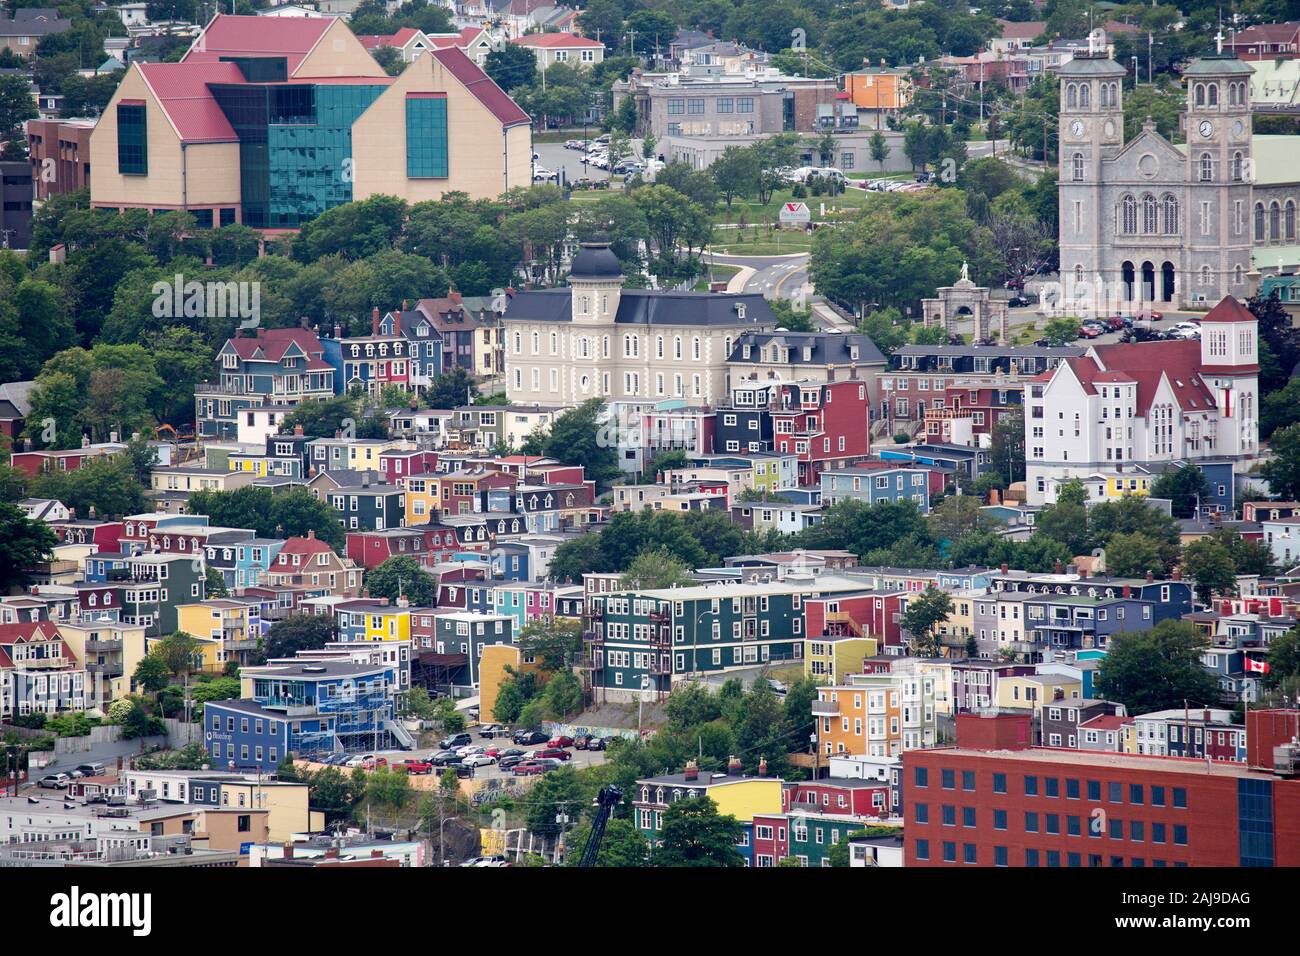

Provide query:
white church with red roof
left=1024, top=295, right=1260, bottom=504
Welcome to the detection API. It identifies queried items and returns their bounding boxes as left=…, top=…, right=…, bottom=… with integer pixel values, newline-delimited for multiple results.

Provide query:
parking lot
left=334, top=724, right=611, bottom=782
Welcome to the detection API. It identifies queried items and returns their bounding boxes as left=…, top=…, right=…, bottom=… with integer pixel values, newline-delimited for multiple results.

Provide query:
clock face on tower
left=1070, top=120, right=1085, bottom=138
left=1199, top=120, right=1214, bottom=139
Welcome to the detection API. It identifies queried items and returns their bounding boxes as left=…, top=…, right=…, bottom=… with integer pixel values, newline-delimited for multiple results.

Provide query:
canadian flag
left=1246, top=658, right=1270, bottom=675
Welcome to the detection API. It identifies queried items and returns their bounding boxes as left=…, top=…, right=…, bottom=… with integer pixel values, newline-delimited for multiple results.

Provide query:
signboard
left=779, top=201, right=811, bottom=225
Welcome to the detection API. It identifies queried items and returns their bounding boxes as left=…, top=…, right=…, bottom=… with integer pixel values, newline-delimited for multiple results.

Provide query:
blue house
left=821, top=466, right=938, bottom=513
left=205, top=659, right=401, bottom=770
left=234, top=537, right=285, bottom=590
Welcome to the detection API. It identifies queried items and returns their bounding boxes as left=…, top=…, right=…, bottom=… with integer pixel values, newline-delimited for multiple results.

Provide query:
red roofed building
left=0, top=621, right=87, bottom=721
left=267, top=531, right=363, bottom=598
left=198, top=327, right=334, bottom=441
left=89, top=15, right=530, bottom=230
left=1230, top=22, right=1300, bottom=59
left=1025, top=296, right=1259, bottom=504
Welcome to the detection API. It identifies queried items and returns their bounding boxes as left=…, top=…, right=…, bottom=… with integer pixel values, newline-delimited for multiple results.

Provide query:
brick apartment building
left=903, top=711, right=1300, bottom=867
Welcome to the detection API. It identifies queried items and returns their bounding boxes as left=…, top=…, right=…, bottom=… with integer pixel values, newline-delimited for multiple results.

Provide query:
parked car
left=477, top=724, right=506, bottom=739
left=512, top=760, right=549, bottom=776
left=400, top=759, right=434, bottom=775
left=1077, top=324, right=1101, bottom=339
left=513, top=730, right=548, bottom=745
left=1007, top=295, right=1031, bottom=308
left=345, top=753, right=376, bottom=768
left=455, top=745, right=485, bottom=758
left=766, top=678, right=788, bottom=696
left=1134, top=309, right=1163, bottom=322
left=431, top=750, right=463, bottom=766
left=462, top=753, right=497, bottom=768
left=70, top=762, right=106, bottom=778
left=439, top=733, right=472, bottom=750
left=38, top=773, right=70, bottom=789
left=574, top=734, right=598, bottom=750
left=547, top=735, right=575, bottom=749
left=447, top=763, right=474, bottom=778
left=498, top=754, right=528, bottom=771
left=531, top=747, right=572, bottom=762
left=360, top=756, right=388, bottom=771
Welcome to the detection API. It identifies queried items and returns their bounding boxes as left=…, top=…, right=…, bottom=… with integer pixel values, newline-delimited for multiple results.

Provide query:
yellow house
left=996, top=674, right=1083, bottom=711
left=216, top=780, right=324, bottom=843
left=59, top=619, right=149, bottom=706
left=228, top=453, right=269, bottom=478
left=635, top=767, right=783, bottom=842
left=1105, top=474, right=1152, bottom=498
left=150, top=466, right=254, bottom=495
left=176, top=600, right=262, bottom=672
left=916, top=658, right=955, bottom=717
left=360, top=606, right=412, bottom=643
left=937, top=591, right=976, bottom=655
left=404, top=475, right=441, bottom=526
left=478, top=644, right=541, bottom=723
left=804, top=635, right=877, bottom=684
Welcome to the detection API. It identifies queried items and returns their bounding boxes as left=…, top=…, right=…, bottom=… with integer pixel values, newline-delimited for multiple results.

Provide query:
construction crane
left=577, top=785, right=623, bottom=867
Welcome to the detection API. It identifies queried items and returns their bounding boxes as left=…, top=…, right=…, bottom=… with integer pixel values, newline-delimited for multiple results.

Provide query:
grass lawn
left=710, top=232, right=816, bottom=256
left=714, top=186, right=871, bottom=227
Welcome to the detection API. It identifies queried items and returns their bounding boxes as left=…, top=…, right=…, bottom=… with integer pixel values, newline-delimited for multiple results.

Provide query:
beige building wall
left=294, top=19, right=389, bottom=78
left=478, top=644, right=540, bottom=722
left=89, top=65, right=241, bottom=211
left=351, top=53, right=531, bottom=203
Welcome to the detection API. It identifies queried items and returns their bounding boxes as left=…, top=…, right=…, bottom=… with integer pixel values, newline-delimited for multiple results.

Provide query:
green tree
left=1104, top=531, right=1166, bottom=579
left=29, top=454, right=148, bottom=519
left=264, top=614, right=337, bottom=660
left=1034, top=480, right=1090, bottom=556
left=542, top=398, right=619, bottom=488
left=525, top=764, right=585, bottom=838
left=132, top=656, right=170, bottom=694
left=365, top=555, right=437, bottom=605
left=654, top=796, right=745, bottom=867
left=1262, top=423, right=1300, bottom=501
left=1042, top=316, right=1080, bottom=347
left=518, top=617, right=584, bottom=672
left=710, top=145, right=760, bottom=208
left=0, top=502, right=57, bottom=591
left=869, top=130, right=891, bottom=170
left=620, top=548, right=694, bottom=590
left=1180, top=537, right=1238, bottom=605
left=899, top=586, right=954, bottom=655
left=485, top=43, right=538, bottom=94
left=563, top=817, right=649, bottom=867
left=186, top=486, right=345, bottom=552
left=1095, top=621, right=1219, bottom=715
left=1149, top=465, right=1210, bottom=519
left=152, top=631, right=204, bottom=680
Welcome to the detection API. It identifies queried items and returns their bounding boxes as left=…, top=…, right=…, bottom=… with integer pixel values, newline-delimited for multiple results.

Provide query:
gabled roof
left=357, top=27, right=423, bottom=51
left=427, top=46, right=529, bottom=127
left=513, top=32, right=604, bottom=48
left=134, top=61, right=246, bottom=143
left=183, top=13, right=334, bottom=75
left=427, top=27, right=486, bottom=49
left=1092, top=340, right=1217, bottom=414
left=1201, top=294, right=1257, bottom=323
left=225, top=328, right=325, bottom=363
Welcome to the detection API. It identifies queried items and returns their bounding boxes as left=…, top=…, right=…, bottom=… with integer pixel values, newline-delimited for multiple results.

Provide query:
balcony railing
left=86, top=661, right=124, bottom=677
left=13, top=656, right=69, bottom=670
left=811, top=699, right=840, bottom=716
left=223, top=638, right=260, bottom=652
left=84, top=639, right=121, bottom=652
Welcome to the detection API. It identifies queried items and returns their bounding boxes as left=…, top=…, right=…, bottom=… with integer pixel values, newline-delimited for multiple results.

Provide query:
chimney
left=449, top=291, right=462, bottom=307
left=393, top=311, right=401, bottom=336
left=307, top=529, right=315, bottom=540
left=727, top=754, right=742, bottom=776
left=758, top=757, right=768, bottom=777
left=1122, top=585, right=1131, bottom=599
left=294, top=423, right=304, bottom=437
left=333, top=323, right=342, bottom=339
left=1203, top=708, right=1211, bottom=724
left=372, top=307, right=380, bottom=337
left=683, top=759, right=698, bottom=781
left=1053, top=561, right=1063, bottom=574
left=68, top=507, right=76, bottom=519
left=1000, top=563, right=1009, bottom=574
left=1172, top=568, right=1182, bottom=581
left=1146, top=570, right=1155, bottom=582
left=1079, top=565, right=1089, bottom=579
left=283, top=843, right=293, bottom=859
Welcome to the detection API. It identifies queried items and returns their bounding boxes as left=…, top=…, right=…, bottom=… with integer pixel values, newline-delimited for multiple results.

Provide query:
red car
left=1077, top=324, right=1100, bottom=339
left=1135, top=309, right=1163, bottom=322
left=547, top=735, right=575, bottom=749
left=533, top=747, right=572, bottom=761
left=399, top=759, right=433, bottom=774
left=361, top=756, right=388, bottom=770
left=512, top=760, right=549, bottom=776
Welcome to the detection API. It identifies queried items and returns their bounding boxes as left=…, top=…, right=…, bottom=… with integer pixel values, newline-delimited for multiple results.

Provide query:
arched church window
left=1255, top=202, right=1266, bottom=241
left=1208, top=83, right=1218, bottom=106
left=1141, top=194, right=1158, bottom=234
left=1194, top=83, right=1205, bottom=106
left=1271, top=201, right=1282, bottom=240
left=1079, top=84, right=1090, bottom=108
left=1232, top=152, right=1244, bottom=182
left=1066, top=83, right=1077, bottom=108
left=1161, top=194, right=1178, bottom=234
left=1286, top=200, right=1296, bottom=241
left=1199, top=153, right=1213, bottom=182
left=1120, top=194, right=1137, bottom=234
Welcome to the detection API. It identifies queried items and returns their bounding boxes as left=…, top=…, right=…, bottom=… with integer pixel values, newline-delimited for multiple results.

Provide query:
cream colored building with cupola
left=501, top=241, right=777, bottom=407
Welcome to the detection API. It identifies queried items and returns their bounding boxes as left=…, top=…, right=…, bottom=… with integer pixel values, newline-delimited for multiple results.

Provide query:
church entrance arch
left=1160, top=261, right=1175, bottom=303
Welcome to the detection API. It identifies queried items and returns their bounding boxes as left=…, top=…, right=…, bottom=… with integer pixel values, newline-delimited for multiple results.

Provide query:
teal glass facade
left=210, top=82, right=385, bottom=229
left=117, top=103, right=147, bottom=175
left=405, top=94, right=449, bottom=178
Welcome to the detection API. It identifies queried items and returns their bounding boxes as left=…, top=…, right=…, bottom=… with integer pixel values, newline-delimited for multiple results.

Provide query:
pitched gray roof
left=502, top=288, right=778, bottom=329
left=729, top=330, right=886, bottom=366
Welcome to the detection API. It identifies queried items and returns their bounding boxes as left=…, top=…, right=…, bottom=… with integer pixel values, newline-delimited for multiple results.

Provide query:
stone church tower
left=1057, top=46, right=1255, bottom=309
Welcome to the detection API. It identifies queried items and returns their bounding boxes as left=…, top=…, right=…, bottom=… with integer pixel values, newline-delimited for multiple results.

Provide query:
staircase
left=385, top=719, right=417, bottom=751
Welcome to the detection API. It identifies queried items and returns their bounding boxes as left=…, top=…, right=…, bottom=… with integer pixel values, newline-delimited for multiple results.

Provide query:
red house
left=770, top=379, right=871, bottom=486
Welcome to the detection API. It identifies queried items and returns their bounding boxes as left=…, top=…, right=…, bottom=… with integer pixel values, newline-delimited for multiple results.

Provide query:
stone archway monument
left=921, top=262, right=1009, bottom=344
